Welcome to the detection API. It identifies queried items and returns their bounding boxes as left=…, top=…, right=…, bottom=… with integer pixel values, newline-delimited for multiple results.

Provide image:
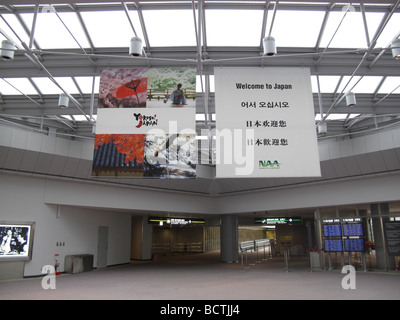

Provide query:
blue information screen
left=344, top=239, right=365, bottom=252
left=324, top=239, right=343, bottom=252
left=323, top=224, right=342, bottom=237
left=342, top=224, right=363, bottom=236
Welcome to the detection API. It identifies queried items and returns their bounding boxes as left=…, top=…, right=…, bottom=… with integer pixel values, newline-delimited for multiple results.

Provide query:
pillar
left=314, top=208, right=322, bottom=251
left=220, top=215, right=238, bottom=263
left=305, top=219, right=313, bottom=251
left=131, top=216, right=152, bottom=260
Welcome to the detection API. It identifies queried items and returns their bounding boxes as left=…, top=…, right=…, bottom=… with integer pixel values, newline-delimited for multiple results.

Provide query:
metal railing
left=239, top=239, right=273, bottom=270
left=282, top=244, right=308, bottom=272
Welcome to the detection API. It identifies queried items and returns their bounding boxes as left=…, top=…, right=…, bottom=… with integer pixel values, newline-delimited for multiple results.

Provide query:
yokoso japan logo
left=134, top=113, right=158, bottom=128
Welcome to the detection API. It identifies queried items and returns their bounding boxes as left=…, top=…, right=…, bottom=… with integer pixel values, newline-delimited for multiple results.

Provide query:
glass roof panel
left=71, top=115, right=89, bottom=121
left=319, top=11, right=383, bottom=48
left=205, top=9, right=264, bottom=46
left=6, top=78, right=38, bottom=95
left=311, top=75, right=341, bottom=93
left=377, top=77, right=400, bottom=94
left=0, top=13, right=33, bottom=48
left=142, top=9, right=196, bottom=46
left=271, top=10, right=325, bottom=47
left=327, top=113, right=350, bottom=120
left=20, top=12, right=90, bottom=49
left=80, top=10, right=136, bottom=47
left=0, top=81, right=19, bottom=95
left=74, top=76, right=100, bottom=94
left=31, top=77, right=63, bottom=94
left=337, top=76, right=362, bottom=93
left=53, top=77, right=80, bottom=94
left=374, top=13, right=400, bottom=48
left=351, top=76, right=383, bottom=93
left=0, top=78, right=38, bottom=95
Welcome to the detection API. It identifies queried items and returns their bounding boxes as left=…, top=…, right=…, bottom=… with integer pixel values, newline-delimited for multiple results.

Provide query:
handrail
left=239, top=240, right=254, bottom=252
left=239, top=239, right=273, bottom=270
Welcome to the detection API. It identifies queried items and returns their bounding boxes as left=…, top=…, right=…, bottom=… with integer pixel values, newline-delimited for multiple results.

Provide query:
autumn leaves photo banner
left=214, top=67, right=321, bottom=178
left=92, top=67, right=197, bottom=179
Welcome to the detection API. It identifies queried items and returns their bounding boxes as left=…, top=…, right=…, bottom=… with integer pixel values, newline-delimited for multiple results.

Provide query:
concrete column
left=314, top=208, right=322, bottom=250
left=305, top=219, right=313, bottom=251
left=131, top=216, right=153, bottom=260
left=220, top=215, right=238, bottom=263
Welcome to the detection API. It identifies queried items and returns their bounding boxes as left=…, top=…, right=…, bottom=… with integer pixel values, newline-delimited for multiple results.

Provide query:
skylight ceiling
left=270, top=10, right=326, bottom=47
left=81, top=10, right=137, bottom=48
left=0, top=1, right=399, bottom=143
left=24, top=12, right=89, bottom=49
left=143, top=9, right=196, bottom=47
left=205, top=9, right=264, bottom=46
left=319, top=11, right=383, bottom=48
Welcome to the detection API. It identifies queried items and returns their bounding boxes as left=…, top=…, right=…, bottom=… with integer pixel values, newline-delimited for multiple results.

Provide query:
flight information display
left=324, top=239, right=343, bottom=252
left=323, top=224, right=342, bottom=237
left=322, top=219, right=365, bottom=252
left=344, top=239, right=365, bottom=252
left=342, top=223, right=363, bottom=236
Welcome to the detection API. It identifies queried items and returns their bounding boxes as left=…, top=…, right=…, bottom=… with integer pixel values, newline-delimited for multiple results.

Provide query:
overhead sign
left=214, top=67, right=321, bottom=178
left=255, top=217, right=302, bottom=225
left=148, top=217, right=205, bottom=226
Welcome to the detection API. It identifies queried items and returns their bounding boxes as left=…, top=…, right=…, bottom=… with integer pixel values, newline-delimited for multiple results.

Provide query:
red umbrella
left=112, top=78, right=147, bottom=104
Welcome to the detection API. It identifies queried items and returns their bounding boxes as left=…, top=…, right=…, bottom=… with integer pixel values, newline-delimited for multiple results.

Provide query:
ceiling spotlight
left=317, top=122, right=327, bottom=135
left=129, top=37, right=143, bottom=56
left=345, top=92, right=356, bottom=107
left=263, top=36, right=276, bottom=56
left=390, top=39, right=400, bottom=60
left=58, top=93, right=69, bottom=108
left=1, top=40, right=15, bottom=60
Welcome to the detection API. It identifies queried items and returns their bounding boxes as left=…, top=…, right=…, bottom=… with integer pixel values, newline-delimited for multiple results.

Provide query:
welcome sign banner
left=92, top=67, right=197, bottom=179
left=214, top=67, right=321, bottom=178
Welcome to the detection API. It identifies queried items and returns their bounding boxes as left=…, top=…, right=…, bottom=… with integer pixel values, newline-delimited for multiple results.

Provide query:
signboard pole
left=328, top=252, right=332, bottom=271
left=378, top=207, right=389, bottom=272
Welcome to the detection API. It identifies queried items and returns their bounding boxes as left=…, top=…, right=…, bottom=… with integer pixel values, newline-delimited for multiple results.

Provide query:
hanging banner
left=92, top=67, right=197, bottom=179
left=214, top=67, right=321, bottom=178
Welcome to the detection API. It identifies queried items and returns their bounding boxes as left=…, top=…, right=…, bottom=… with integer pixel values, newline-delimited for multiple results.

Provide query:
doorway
left=97, top=226, right=109, bottom=269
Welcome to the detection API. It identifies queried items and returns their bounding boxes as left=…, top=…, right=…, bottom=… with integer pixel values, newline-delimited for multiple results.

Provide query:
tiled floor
left=1, top=251, right=399, bottom=300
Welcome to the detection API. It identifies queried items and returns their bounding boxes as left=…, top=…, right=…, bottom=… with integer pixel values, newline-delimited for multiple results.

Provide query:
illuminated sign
left=0, top=221, right=35, bottom=261
left=322, top=217, right=365, bottom=253
left=254, top=217, right=301, bottom=225
left=148, top=217, right=205, bottom=226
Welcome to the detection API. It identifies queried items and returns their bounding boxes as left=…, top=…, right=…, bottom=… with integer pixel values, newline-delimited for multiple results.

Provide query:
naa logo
left=134, top=113, right=158, bottom=128
left=259, top=160, right=280, bottom=169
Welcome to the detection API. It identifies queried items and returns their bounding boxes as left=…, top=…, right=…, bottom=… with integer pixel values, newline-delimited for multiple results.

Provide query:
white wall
left=0, top=173, right=131, bottom=277
left=215, top=171, right=400, bottom=214
left=43, top=178, right=215, bottom=214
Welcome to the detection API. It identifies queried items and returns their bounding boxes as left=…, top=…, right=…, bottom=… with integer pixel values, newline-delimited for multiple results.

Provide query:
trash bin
left=310, top=250, right=324, bottom=271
